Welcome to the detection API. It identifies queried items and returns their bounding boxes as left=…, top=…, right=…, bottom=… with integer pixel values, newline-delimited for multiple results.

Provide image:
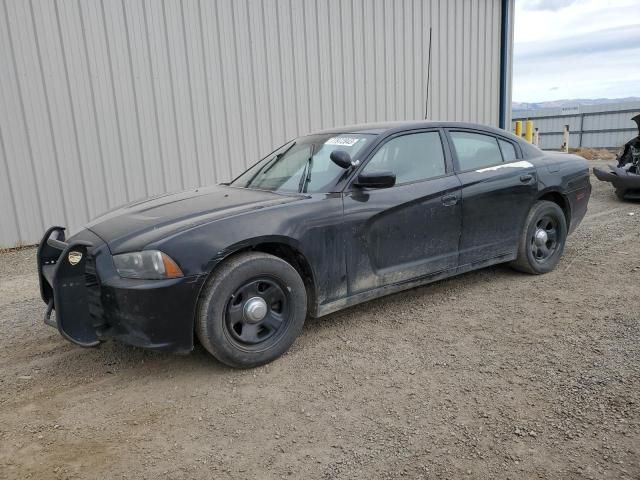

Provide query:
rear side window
left=363, top=131, right=446, bottom=184
left=498, top=139, right=517, bottom=162
left=450, top=131, right=503, bottom=170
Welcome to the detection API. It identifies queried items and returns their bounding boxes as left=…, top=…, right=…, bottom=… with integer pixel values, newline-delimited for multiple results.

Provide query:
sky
left=513, top=0, right=640, bottom=103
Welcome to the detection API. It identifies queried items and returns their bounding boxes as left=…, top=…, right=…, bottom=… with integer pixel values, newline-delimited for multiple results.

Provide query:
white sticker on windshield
left=325, top=137, right=360, bottom=147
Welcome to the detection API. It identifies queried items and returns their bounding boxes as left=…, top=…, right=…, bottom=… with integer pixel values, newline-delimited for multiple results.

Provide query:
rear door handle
left=520, top=174, right=534, bottom=183
left=441, top=194, right=458, bottom=206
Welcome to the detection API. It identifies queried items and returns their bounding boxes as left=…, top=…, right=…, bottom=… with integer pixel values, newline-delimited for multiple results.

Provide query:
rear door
left=342, top=129, right=462, bottom=294
left=446, top=129, right=538, bottom=267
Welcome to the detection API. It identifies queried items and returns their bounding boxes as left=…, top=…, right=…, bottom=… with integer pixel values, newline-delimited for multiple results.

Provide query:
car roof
left=310, top=120, right=519, bottom=139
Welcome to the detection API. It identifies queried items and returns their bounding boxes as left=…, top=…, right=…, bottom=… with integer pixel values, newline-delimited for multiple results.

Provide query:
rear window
left=498, top=139, right=517, bottom=162
left=450, top=131, right=503, bottom=170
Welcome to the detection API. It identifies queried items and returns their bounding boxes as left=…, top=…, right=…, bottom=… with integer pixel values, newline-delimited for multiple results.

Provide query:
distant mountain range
left=512, top=97, right=640, bottom=111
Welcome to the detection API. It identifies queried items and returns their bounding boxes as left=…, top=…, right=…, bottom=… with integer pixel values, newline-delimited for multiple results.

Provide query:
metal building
left=0, top=0, right=515, bottom=247
left=512, top=101, right=640, bottom=150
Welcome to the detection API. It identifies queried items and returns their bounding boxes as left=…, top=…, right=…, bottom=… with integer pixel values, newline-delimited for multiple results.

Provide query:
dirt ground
left=1, top=161, right=638, bottom=480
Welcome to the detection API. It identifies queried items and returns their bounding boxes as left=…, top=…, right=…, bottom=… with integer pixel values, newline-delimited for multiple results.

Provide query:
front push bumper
left=37, top=227, right=202, bottom=353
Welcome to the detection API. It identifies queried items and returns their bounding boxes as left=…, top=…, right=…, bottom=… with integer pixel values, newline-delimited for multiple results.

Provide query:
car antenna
left=424, top=26, right=432, bottom=120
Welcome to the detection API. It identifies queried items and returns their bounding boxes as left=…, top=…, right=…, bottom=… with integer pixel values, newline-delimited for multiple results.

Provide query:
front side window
left=450, top=131, right=503, bottom=170
left=231, top=133, right=375, bottom=193
left=362, top=131, right=446, bottom=184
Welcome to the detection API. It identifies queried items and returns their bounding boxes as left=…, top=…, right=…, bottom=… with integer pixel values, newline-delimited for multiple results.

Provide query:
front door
left=343, top=130, right=462, bottom=295
left=446, top=129, right=539, bottom=267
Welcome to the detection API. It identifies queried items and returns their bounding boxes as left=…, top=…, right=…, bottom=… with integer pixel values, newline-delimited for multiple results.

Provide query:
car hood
left=85, top=185, right=302, bottom=253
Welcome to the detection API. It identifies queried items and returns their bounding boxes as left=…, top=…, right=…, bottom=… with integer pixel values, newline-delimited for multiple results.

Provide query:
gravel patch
left=0, top=165, right=638, bottom=479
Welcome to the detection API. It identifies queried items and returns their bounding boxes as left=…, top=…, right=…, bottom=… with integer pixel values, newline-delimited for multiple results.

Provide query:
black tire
left=615, top=188, right=627, bottom=201
left=510, top=200, right=567, bottom=275
left=196, top=251, right=307, bottom=368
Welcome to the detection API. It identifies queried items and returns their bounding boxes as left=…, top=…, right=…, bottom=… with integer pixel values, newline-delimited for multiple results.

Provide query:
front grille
left=84, top=255, right=98, bottom=285
left=85, top=253, right=104, bottom=326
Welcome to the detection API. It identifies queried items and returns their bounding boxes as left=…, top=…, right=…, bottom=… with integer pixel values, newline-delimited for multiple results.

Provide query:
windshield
left=230, top=133, right=375, bottom=193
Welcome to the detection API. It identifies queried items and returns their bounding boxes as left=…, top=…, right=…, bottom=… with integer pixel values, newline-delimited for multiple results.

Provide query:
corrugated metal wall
left=0, top=0, right=506, bottom=247
left=512, top=101, right=640, bottom=150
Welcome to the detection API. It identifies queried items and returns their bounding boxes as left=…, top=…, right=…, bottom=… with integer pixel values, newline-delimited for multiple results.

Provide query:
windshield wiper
left=298, top=155, right=313, bottom=193
left=243, top=142, right=296, bottom=188
left=263, top=142, right=296, bottom=175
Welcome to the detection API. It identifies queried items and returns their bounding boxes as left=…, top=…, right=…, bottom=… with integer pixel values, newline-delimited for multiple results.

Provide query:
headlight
left=113, top=250, right=183, bottom=279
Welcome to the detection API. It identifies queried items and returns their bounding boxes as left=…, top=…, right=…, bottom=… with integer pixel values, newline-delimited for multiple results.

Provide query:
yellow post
left=514, top=120, right=522, bottom=137
left=524, top=120, right=534, bottom=143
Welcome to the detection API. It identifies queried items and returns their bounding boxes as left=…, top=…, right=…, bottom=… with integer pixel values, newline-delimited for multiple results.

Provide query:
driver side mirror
left=354, top=171, right=396, bottom=189
left=330, top=150, right=357, bottom=169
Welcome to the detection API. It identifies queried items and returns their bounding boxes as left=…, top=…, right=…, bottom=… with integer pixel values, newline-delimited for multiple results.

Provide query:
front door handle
left=520, top=174, right=534, bottom=183
left=441, top=194, right=458, bottom=206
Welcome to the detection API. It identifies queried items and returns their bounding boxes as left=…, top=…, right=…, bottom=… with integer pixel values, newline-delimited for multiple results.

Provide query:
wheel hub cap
left=243, top=297, right=268, bottom=323
left=534, top=228, right=548, bottom=246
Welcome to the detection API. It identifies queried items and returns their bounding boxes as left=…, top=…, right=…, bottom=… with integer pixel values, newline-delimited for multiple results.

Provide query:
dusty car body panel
left=86, top=185, right=305, bottom=256
left=343, top=174, right=463, bottom=294
left=39, top=227, right=200, bottom=352
left=150, top=192, right=348, bottom=304
left=38, top=121, right=591, bottom=353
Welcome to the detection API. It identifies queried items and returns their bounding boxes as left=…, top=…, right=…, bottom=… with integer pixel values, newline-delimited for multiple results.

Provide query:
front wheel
left=510, top=200, right=567, bottom=275
left=196, top=252, right=307, bottom=368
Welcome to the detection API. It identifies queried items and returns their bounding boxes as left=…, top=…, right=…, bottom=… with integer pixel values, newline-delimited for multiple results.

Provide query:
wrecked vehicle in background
left=593, top=114, right=640, bottom=201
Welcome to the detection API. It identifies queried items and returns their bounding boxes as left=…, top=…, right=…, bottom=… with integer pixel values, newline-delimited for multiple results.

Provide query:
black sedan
left=38, top=121, right=591, bottom=367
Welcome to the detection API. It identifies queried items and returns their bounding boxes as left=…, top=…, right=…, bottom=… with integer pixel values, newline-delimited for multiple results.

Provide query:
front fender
left=211, top=235, right=306, bottom=266
left=146, top=194, right=347, bottom=307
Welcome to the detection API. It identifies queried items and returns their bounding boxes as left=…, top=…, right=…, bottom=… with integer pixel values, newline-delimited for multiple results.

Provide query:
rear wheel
left=196, top=252, right=307, bottom=368
left=511, top=200, right=567, bottom=275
